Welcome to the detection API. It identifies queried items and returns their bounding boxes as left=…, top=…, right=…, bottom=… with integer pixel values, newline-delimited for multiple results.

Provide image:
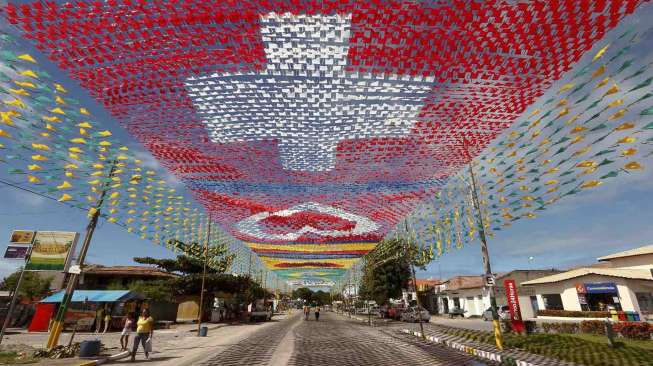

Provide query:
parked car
left=482, top=306, right=511, bottom=321
left=400, top=306, right=431, bottom=323
left=250, top=299, right=273, bottom=322
left=388, top=306, right=407, bottom=320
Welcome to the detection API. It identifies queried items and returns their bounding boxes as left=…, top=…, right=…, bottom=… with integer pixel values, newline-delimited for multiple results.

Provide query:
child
left=120, top=312, right=134, bottom=351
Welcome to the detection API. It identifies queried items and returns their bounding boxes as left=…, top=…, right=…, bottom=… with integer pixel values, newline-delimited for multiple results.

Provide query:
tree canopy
left=0, top=269, right=53, bottom=300
left=357, top=238, right=418, bottom=305
left=291, top=287, right=331, bottom=305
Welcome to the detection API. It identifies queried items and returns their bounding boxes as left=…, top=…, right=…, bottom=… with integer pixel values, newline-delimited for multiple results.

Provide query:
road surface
left=195, top=311, right=491, bottom=366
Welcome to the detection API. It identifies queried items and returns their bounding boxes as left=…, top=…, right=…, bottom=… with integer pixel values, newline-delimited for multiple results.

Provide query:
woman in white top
left=120, top=312, right=134, bottom=351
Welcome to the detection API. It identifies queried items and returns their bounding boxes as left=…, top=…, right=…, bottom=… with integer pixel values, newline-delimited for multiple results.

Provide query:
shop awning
left=40, top=290, right=145, bottom=303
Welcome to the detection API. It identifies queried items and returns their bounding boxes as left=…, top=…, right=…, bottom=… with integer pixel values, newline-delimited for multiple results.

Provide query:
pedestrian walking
left=131, top=308, right=154, bottom=362
left=94, top=304, right=104, bottom=333
left=103, top=306, right=112, bottom=333
left=120, top=312, right=134, bottom=351
left=315, top=306, right=320, bottom=321
left=303, top=305, right=310, bottom=320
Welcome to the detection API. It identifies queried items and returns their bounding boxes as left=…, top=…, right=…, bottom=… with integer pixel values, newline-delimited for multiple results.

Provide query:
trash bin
left=610, top=310, right=619, bottom=321
left=617, top=311, right=626, bottom=321
left=633, top=312, right=641, bottom=321
left=79, top=340, right=101, bottom=358
left=626, top=311, right=635, bottom=321
left=199, top=326, right=208, bottom=337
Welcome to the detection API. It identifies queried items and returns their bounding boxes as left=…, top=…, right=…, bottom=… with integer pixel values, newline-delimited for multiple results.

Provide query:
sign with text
left=9, top=230, right=35, bottom=244
left=25, top=231, right=79, bottom=271
left=585, top=283, right=618, bottom=294
left=3, top=245, right=29, bottom=259
left=504, top=279, right=525, bottom=333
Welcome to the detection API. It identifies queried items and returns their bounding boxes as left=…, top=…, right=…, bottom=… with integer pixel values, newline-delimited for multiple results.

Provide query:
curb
left=402, top=329, right=534, bottom=366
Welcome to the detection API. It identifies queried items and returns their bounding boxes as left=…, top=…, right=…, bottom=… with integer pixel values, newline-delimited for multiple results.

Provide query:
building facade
left=523, top=245, right=653, bottom=320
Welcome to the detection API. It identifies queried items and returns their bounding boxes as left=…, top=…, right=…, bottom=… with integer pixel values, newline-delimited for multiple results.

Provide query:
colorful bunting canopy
left=2, top=0, right=652, bottom=285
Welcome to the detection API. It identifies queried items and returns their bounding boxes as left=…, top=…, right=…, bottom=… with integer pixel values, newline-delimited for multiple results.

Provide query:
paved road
left=197, top=311, right=492, bottom=366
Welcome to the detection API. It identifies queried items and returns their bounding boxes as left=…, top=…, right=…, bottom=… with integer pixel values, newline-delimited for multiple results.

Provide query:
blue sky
left=1, top=2, right=652, bottom=283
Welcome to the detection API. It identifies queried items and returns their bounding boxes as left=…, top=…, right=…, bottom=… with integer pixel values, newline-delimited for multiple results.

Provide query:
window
left=453, top=297, right=460, bottom=308
left=542, top=294, right=564, bottom=310
left=636, top=293, right=653, bottom=314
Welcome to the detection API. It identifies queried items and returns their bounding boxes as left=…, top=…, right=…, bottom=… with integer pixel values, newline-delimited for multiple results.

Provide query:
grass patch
left=0, top=351, right=38, bottom=364
left=429, top=324, right=653, bottom=366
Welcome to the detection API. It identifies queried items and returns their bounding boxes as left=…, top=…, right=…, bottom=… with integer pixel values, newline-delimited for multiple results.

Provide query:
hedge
left=537, top=309, right=610, bottom=318
left=542, top=320, right=653, bottom=340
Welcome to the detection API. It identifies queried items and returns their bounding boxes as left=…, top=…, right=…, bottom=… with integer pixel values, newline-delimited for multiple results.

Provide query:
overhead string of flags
left=1, top=0, right=652, bottom=285
left=0, top=31, right=275, bottom=284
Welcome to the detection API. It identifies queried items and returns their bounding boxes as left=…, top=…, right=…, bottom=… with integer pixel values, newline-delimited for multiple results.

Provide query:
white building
left=437, top=276, right=488, bottom=317
left=522, top=245, right=653, bottom=321
left=495, top=270, right=562, bottom=320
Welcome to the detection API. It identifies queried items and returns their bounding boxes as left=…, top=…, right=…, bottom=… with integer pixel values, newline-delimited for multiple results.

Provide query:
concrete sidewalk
left=4, top=314, right=289, bottom=366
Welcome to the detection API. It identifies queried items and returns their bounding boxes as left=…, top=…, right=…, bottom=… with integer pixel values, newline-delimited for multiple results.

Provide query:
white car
left=482, top=306, right=511, bottom=321
left=400, top=307, right=431, bottom=323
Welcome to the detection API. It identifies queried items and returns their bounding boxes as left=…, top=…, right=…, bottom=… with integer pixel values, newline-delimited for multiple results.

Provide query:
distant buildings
left=419, top=244, right=653, bottom=321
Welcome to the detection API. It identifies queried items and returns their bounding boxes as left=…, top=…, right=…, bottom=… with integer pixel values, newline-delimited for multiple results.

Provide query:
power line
left=0, top=178, right=87, bottom=213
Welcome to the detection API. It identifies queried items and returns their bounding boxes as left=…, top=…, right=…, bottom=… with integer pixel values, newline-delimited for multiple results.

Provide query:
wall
left=606, top=254, right=653, bottom=270
left=443, top=288, right=487, bottom=317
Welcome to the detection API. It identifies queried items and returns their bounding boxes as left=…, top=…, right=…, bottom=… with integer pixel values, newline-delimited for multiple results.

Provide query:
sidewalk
left=4, top=314, right=289, bottom=366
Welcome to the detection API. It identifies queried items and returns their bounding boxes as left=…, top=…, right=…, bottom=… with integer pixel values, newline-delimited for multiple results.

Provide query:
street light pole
left=404, top=221, right=425, bottom=341
left=197, top=216, right=211, bottom=336
left=46, top=160, right=117, bottom=349
left=0, top=238, right=35, bottom=345
left=468, top=162, right=504, bottom=350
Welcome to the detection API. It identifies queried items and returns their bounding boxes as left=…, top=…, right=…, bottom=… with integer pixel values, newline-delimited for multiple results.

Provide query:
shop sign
left=575, top=283, right=587, bottom=294
left=503, top=279, right=525, bottom=333
left=585, top=283, right=618, bottom=294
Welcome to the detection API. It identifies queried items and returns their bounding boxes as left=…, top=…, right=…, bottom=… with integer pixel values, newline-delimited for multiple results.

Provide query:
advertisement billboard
left=3, top=245, right=30, bottom=259
left=9, top=230, right=35, bottom=244
left=25, top=231, right=79, bottom=271
left=503, top=279, right=525, bottom=333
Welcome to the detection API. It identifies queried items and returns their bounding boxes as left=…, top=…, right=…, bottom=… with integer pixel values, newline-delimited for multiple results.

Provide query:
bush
left=524, top=320, right=538, bottom=334
left=580, top=320, right=606, bottom=335
left=539, top=322, right=579, bottom=334
left=537, top=309, right=609, bottom=318
left=614, top=322, right=652, bottom=340
left=501, top=320, right=513, bottom=333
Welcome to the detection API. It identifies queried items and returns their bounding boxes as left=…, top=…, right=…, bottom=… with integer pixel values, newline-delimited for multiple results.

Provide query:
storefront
left=576, top=282, right=622, bottom=311
left=30, top=290, right=145, bottom=332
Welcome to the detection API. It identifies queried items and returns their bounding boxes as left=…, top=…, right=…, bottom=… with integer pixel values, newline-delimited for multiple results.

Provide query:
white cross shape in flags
left=186, top=12, right=433, bottom=171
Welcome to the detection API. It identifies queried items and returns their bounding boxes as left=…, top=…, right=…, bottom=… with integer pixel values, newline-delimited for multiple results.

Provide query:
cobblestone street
left=196, top=312, right=492, bottom=366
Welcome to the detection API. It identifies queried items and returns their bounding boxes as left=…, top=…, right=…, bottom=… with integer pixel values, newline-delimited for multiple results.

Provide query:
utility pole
left=468, top=162, right=504, bottom=350
left=46, top=160, right=117, bottom=349
left=405, top=221, right=425, bottom=340
left=0, top=237, right=35, bottom=345
left=197, top=216, right=211, bottom=336
left=248, top=252, right=252, bottom=278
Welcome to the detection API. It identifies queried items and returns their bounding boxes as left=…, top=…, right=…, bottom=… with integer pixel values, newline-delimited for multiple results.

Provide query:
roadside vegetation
left=427, top=322, right=653, bottom=366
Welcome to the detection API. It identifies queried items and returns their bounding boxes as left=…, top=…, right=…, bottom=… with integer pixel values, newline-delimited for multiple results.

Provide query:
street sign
left=485, top=275, right=496, bottom=286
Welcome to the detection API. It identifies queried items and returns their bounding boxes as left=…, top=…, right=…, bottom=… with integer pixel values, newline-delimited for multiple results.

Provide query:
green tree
left=358, top=238, right=417, bottom=305
left=292, top=287, right=313, bottom=303
left=0, top=268, right=53, bottom=300
left=132, top=239, right=272, bottom=304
